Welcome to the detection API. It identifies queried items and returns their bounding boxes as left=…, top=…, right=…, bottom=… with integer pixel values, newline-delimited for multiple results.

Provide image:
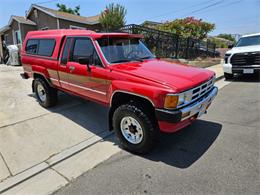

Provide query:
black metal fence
left=119, top=24, right=218, bottom=59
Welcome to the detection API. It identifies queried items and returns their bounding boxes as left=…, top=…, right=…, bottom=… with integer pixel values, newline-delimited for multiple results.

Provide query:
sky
left=0, top=0, right=259, bottom=36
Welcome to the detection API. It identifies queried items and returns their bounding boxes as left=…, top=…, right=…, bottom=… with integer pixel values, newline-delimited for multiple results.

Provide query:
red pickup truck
left=21, top=29, right=218, bottom=153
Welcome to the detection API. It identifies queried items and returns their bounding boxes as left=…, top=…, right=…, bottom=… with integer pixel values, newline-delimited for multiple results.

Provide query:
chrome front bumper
left=155, top=87, right=218, bottom=123
left=180, top=86, right=218, bottom=121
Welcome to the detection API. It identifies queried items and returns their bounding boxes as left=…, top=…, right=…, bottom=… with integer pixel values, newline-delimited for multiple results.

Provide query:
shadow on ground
left=29, top=91, right=222, bottom=168
left=142, top=120, right=222, bottom=168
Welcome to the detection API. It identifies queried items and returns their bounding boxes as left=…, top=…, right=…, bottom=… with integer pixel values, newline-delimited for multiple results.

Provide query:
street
left=54, top=75, right=260, bottom=194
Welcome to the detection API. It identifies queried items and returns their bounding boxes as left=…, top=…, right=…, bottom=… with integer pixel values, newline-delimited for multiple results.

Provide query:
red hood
left=110, top=59, right=214, bottom=92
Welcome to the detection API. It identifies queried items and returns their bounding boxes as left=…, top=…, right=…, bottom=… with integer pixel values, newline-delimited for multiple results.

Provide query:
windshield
left=236, top=35, right=260, bottom=47
left=97, top=37, right=155, bottom=64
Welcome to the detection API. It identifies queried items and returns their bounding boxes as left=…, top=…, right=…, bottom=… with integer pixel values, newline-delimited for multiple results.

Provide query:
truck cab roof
left=25, top=29, right=143, bottom=39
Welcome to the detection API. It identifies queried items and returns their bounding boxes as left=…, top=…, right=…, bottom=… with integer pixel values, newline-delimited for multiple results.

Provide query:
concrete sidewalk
left=0, top=64, right=224, bottom=195
left=206, top=63, right=224, bottom=81
left=0, top=65, right=120, bottom=194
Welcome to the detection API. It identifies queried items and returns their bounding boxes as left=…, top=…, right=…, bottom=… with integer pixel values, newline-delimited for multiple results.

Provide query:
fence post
left=213, top=43, right=216, bottom=57
left=185, top=37, right=190, bottom=59
left=206, top=40, right=209, bottom=56
left=175, top=36, right=179, bottom=58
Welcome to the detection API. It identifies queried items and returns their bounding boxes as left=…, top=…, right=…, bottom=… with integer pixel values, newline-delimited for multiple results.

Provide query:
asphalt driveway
left=54, top=74, right=260, bottom=195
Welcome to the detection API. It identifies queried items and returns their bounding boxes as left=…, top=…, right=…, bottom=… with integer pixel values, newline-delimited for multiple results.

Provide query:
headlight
left=178, top=93, right=186, bottom=105
left=164, top=93, right=186, bottom=109
left=224, top=54, right=231, bottom=63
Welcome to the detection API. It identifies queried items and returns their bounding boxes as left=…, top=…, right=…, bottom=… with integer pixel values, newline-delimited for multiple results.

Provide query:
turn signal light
left=164, top=95, right=178, bottom=109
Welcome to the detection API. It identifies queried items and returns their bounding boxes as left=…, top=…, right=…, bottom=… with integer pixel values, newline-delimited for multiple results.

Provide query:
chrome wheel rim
left=37, top=83, right=46, bottom=102
left=120, top=116, right=143, bottom=144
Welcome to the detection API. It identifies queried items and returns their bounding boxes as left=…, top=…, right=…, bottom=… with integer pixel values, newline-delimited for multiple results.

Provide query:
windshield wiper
left=110, top=58, right=143, bottom=63
left=140, top=56, right=153, bottom=59
left=110, top=59, right=132, bottom=63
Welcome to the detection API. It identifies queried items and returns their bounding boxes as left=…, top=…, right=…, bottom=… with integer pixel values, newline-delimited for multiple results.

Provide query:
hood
left=110, top=59, right=214, bottom=92
left=226, top=45, right=260, bottom=54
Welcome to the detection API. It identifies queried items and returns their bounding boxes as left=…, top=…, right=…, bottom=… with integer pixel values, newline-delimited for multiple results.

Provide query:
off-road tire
left=33, top=78, right=57, bottom=108
left=112, top=103, right=158, bottom=154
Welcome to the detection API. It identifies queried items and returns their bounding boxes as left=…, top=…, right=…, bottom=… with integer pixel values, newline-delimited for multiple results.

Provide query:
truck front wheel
left=34, top=78, right=57, bottom=108
left=112, top=104, right=157, bottom=154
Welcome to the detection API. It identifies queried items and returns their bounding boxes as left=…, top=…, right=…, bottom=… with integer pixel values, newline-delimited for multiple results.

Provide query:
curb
left=0, top=131, right=113, bottom=194
left=216, top=74, right=224, bottom=82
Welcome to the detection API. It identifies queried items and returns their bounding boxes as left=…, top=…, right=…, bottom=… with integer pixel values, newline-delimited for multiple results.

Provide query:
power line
left=181, top=0, right=243, bottom=16
left=179, top=0, right=225, bottom=17
left=34, top=0, right=58, bottom=5
left=141, top=0, right=217, bottom=21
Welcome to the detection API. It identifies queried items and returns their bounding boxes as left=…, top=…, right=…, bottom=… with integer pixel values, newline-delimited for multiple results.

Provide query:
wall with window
left=28, top=8, right=57, bottom=30
left=10, top=20, right=21, bottom=45
left=59, top=19, right=87, bottom=29
left=20, top=24, right=36, bottom=41
left=3, top=29, right=13, bottom=45
left=58, top=19, right=102, bottom=31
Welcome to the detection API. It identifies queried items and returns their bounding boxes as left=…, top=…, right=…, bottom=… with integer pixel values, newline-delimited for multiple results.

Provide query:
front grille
left=178, top=77, right=214, bottom=108
left=191, top=78, right=214, bottom=101
left=231, top=52, right=260, bottom=66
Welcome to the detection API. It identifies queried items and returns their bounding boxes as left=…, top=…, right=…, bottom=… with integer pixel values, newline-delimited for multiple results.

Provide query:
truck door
left=66, top=37, right=110, bottom=103
left=58, top=37, right=72, bottom=90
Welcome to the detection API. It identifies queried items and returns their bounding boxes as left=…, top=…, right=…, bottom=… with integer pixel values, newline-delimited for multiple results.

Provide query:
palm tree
left=99, top=3, right=127, bottom=31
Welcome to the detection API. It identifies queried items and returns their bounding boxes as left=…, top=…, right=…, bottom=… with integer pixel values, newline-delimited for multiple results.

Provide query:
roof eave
left=56, top=16, right=100, bottom=25
left=27, top=4, right=100, bottom=25
left=26, top=4, right=56, bottom=19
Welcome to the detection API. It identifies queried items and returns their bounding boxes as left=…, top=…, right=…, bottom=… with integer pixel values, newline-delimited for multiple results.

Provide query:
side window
left=71, top=38, right=103, bottom=67
left=26, top=39, right=38, bottom=54
left=61, top=37, right=72, bottom=65
left=93, top=50, right=102, bottom=67
left=72, top=38, right=94, bottom=62
left=38, top=39, right=55, bottom=56
left=25, top=39, right=55, bottom=56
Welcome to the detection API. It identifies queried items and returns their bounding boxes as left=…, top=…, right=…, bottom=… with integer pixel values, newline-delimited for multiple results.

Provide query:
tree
left=56, top=3, right=80, bottom=16
left=99, top=3, right=127, bottom=31
left=157, top=17, right=215, bottom=40
left=217, top=34, right=236, bottom=43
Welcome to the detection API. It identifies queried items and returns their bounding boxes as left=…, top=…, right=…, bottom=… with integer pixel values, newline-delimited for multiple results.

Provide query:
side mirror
left=228, top=44, right=234, bottom=49
left=78, top=57, right=91, bottom=72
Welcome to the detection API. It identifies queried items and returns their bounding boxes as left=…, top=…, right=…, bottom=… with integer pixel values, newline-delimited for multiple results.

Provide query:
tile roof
left=34, top=5, right=100, bottom=25
left=11, top=16, right=36, bottom=25
left=0, top=25, right=10, bottom=33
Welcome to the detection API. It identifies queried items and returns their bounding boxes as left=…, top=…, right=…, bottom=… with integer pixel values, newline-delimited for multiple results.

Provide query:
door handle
left=69, top=66, right=75, bottom=72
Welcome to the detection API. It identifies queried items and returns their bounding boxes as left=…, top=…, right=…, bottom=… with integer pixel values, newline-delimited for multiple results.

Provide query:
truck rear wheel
left=34, top=78, right=57, bottom=108
left=112, top=103, right=157, bottom=154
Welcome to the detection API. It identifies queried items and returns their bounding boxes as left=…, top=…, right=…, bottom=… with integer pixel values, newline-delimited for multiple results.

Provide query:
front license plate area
left=198, top=100, right=211, bottom=117
left=243, top=69, right=254, bottom=74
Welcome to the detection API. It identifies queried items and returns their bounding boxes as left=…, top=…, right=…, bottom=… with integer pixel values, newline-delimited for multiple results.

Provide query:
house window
left=4, top=34, right=8, bottom=43
left=70, top=25, right=86, bottom=30
left=34, top=9, right=38, bottom=18
left=14, top=30, right=22, bottom=44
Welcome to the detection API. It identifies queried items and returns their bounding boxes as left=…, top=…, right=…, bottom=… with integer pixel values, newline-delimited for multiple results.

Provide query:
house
left=0, top=4, right=102, bottom=62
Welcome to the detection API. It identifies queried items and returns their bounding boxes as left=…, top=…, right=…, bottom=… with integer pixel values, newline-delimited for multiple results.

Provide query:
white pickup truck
left=222, top=33, right=260, bottom=79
